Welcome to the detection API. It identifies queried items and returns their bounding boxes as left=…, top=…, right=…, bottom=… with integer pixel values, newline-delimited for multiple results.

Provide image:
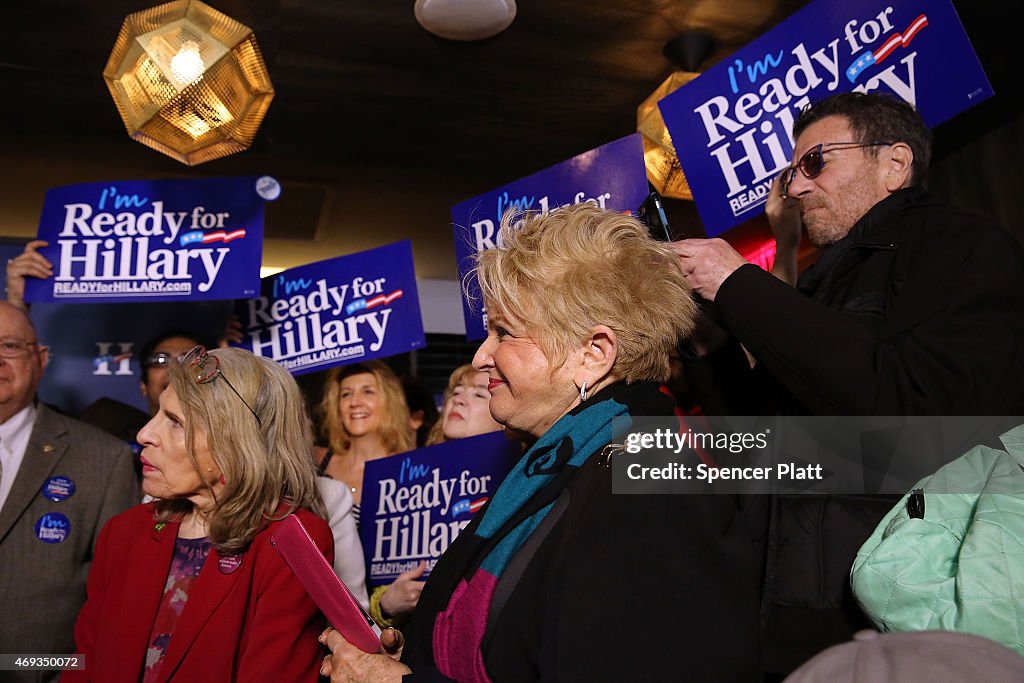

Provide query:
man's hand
left=765, top=172, right=802, bottom=286
left=670, top=238, right=748, bottom=302
left=5, top=240, right=52, bottom=310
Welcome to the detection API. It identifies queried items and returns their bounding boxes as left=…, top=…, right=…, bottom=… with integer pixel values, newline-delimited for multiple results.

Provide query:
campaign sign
left=233, top=241, right=425, bottom=375
left=26, top=176, right=266, bottom=303
left=452, top=134, right=649, bottom=341
left=658, top=0, right=992, bottom=236
left=359, top=431, right=520, bottom=586
left=30, top=299, right=232, bottom=416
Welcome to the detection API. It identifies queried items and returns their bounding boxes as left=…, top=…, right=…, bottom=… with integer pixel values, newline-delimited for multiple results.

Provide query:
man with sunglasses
left=0, top=301, right=138, bottom=681
left=672, top=92, right=1024, bottom=674
left=674, top=91, right=1024, bottom=421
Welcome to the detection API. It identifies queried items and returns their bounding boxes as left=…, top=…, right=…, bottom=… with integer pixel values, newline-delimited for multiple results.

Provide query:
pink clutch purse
left=271, top=514, right=383, bottom=653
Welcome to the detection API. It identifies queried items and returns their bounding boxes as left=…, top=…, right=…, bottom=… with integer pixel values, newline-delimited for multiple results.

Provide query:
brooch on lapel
left=218, top=555, right=242, bottom=574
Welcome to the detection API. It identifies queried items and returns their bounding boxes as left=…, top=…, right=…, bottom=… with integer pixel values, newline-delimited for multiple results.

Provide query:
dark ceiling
left=0, top=0, right=1018, bottom=288
left=1, top=0, right=1014, bottom=183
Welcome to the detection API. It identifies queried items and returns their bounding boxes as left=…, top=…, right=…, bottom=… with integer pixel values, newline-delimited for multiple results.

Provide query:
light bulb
left=170, top=41, right=205, bottom=83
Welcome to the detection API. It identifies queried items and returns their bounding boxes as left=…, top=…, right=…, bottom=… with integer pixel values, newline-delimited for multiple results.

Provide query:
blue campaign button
left=41, top=476, right=76, bottom=502
left=35, top=512, right=71, bottom=544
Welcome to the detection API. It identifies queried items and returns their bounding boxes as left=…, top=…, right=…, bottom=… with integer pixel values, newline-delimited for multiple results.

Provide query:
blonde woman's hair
left=155, top=347, right=324, bottom=554
left=318, top=360, right=413, bottom=456
left=472, top=203, right=698, bottom=382
left=425, top=364, right=479, bottom=446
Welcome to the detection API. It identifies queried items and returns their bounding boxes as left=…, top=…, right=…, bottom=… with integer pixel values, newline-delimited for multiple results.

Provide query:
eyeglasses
left=778, top=141, right=893, bottom=199
left=0, top=338, right=41, bottom=359
left=181, top=345, right=262, bottom=425
left=144, top=351, right=186, bottom=369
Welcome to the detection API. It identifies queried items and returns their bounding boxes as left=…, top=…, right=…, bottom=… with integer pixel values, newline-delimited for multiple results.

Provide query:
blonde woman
left=69, top=347, right=332, bottom=682
left=425, top=364, right=503, bottom=446
left=315, top=360, right=413, bottom=520
left=323, top=203, right=763, bottom=681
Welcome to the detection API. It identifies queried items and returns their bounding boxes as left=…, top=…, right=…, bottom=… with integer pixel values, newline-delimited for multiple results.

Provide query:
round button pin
left=41, top=476, right=76, bottom=502
left=218, top=554, right=242, bottom=574
left=35, top=512, right=71, bottom=544
left=255, top=176, right=281, bottom=201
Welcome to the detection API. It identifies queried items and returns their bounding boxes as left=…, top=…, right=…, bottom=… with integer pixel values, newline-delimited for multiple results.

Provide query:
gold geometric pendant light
left=637, top=32, right=716, bottom=200
left=103, top=0, right=274, bottom=166
left=637, top=70, right=702, bottom=200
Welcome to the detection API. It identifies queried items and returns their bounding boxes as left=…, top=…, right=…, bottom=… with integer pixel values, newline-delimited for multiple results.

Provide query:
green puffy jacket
left=851, top=424, right=1024, bottom=655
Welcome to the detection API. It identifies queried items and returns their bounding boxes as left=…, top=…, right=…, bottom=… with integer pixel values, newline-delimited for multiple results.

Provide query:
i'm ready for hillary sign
left=452, top=133, right=650, bottom=341
left=233, top=241, right=425, bottom=375
left=359, top=431, right=520, bottom=586
left=26, top=176, right=270, bottom=303
left=658, top=0, right=992, bottom=236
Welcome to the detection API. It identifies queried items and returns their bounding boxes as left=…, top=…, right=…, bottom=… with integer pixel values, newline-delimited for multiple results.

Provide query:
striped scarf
left=431, top=381, right=669, bottom=681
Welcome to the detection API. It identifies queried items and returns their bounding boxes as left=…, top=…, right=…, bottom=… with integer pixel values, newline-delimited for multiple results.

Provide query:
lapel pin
left=35, top=512, right=71, bottom=544
left=218, top=555, right=243, bottom=574
left=41, top=476, right=76, bottom=502
left=43, top=443, right=55, bottom=453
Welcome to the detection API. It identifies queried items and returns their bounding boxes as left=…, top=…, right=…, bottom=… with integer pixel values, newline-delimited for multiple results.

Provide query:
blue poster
left=359, top=431, right=521, bottom=586
left=30, top=300, right=233, bottom=415
left=25, top=176, right=270, bottom=303
left=658, top=0, right=992, bottom=236
left=232, top=241, right=425, bottom=375
left=452, top=134, right=650, bottom=341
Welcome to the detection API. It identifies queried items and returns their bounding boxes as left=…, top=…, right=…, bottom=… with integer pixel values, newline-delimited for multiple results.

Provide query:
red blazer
left=65, top=503, right=333, bottom=682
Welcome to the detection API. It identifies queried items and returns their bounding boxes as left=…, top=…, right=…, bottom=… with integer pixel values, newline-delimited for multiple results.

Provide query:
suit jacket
left=66, top=504, right=333, bottom=683
left=0, top=403, right=138, bottom=683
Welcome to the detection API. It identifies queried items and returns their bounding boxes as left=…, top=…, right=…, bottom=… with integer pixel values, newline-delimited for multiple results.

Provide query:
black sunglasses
left=778, top=141, right=893, bottom=199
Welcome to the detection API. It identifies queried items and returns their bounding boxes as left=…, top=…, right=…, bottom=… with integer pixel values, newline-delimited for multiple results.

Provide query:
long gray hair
left=154, top=347, right=324, bottom=554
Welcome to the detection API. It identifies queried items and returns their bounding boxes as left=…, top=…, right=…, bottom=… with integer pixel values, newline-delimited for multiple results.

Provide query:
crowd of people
left=1, top=91, right=1023, bottom=682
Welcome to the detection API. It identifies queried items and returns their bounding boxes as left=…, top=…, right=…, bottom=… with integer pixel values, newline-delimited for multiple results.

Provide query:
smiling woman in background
left=322, top=203, right=763, bottom=682
left=68, top=347, right=332, bottom=682
left=315, top=360, right=414, bottom=519
left=316, top=361, right=415, bottom=626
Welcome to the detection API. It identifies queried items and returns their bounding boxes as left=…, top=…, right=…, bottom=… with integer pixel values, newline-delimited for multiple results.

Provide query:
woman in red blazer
left=68, top=347, right=333, bottom=682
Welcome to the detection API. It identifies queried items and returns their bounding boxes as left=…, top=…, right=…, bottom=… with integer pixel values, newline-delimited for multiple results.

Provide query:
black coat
left=688, top=188, right=1024, bottom=673
left=401, top=383, right=763, bottom=682
left=711, top=187, right=1024, bottom=417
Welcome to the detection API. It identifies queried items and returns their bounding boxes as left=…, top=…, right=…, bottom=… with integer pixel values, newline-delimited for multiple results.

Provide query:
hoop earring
left=579, top=381, right=588, bottom=403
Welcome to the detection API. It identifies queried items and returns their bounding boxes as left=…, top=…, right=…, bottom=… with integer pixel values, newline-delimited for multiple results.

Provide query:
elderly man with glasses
left=0, top=301, right=138, bottom=682
left=670, top=92, right=1024, bottom=675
